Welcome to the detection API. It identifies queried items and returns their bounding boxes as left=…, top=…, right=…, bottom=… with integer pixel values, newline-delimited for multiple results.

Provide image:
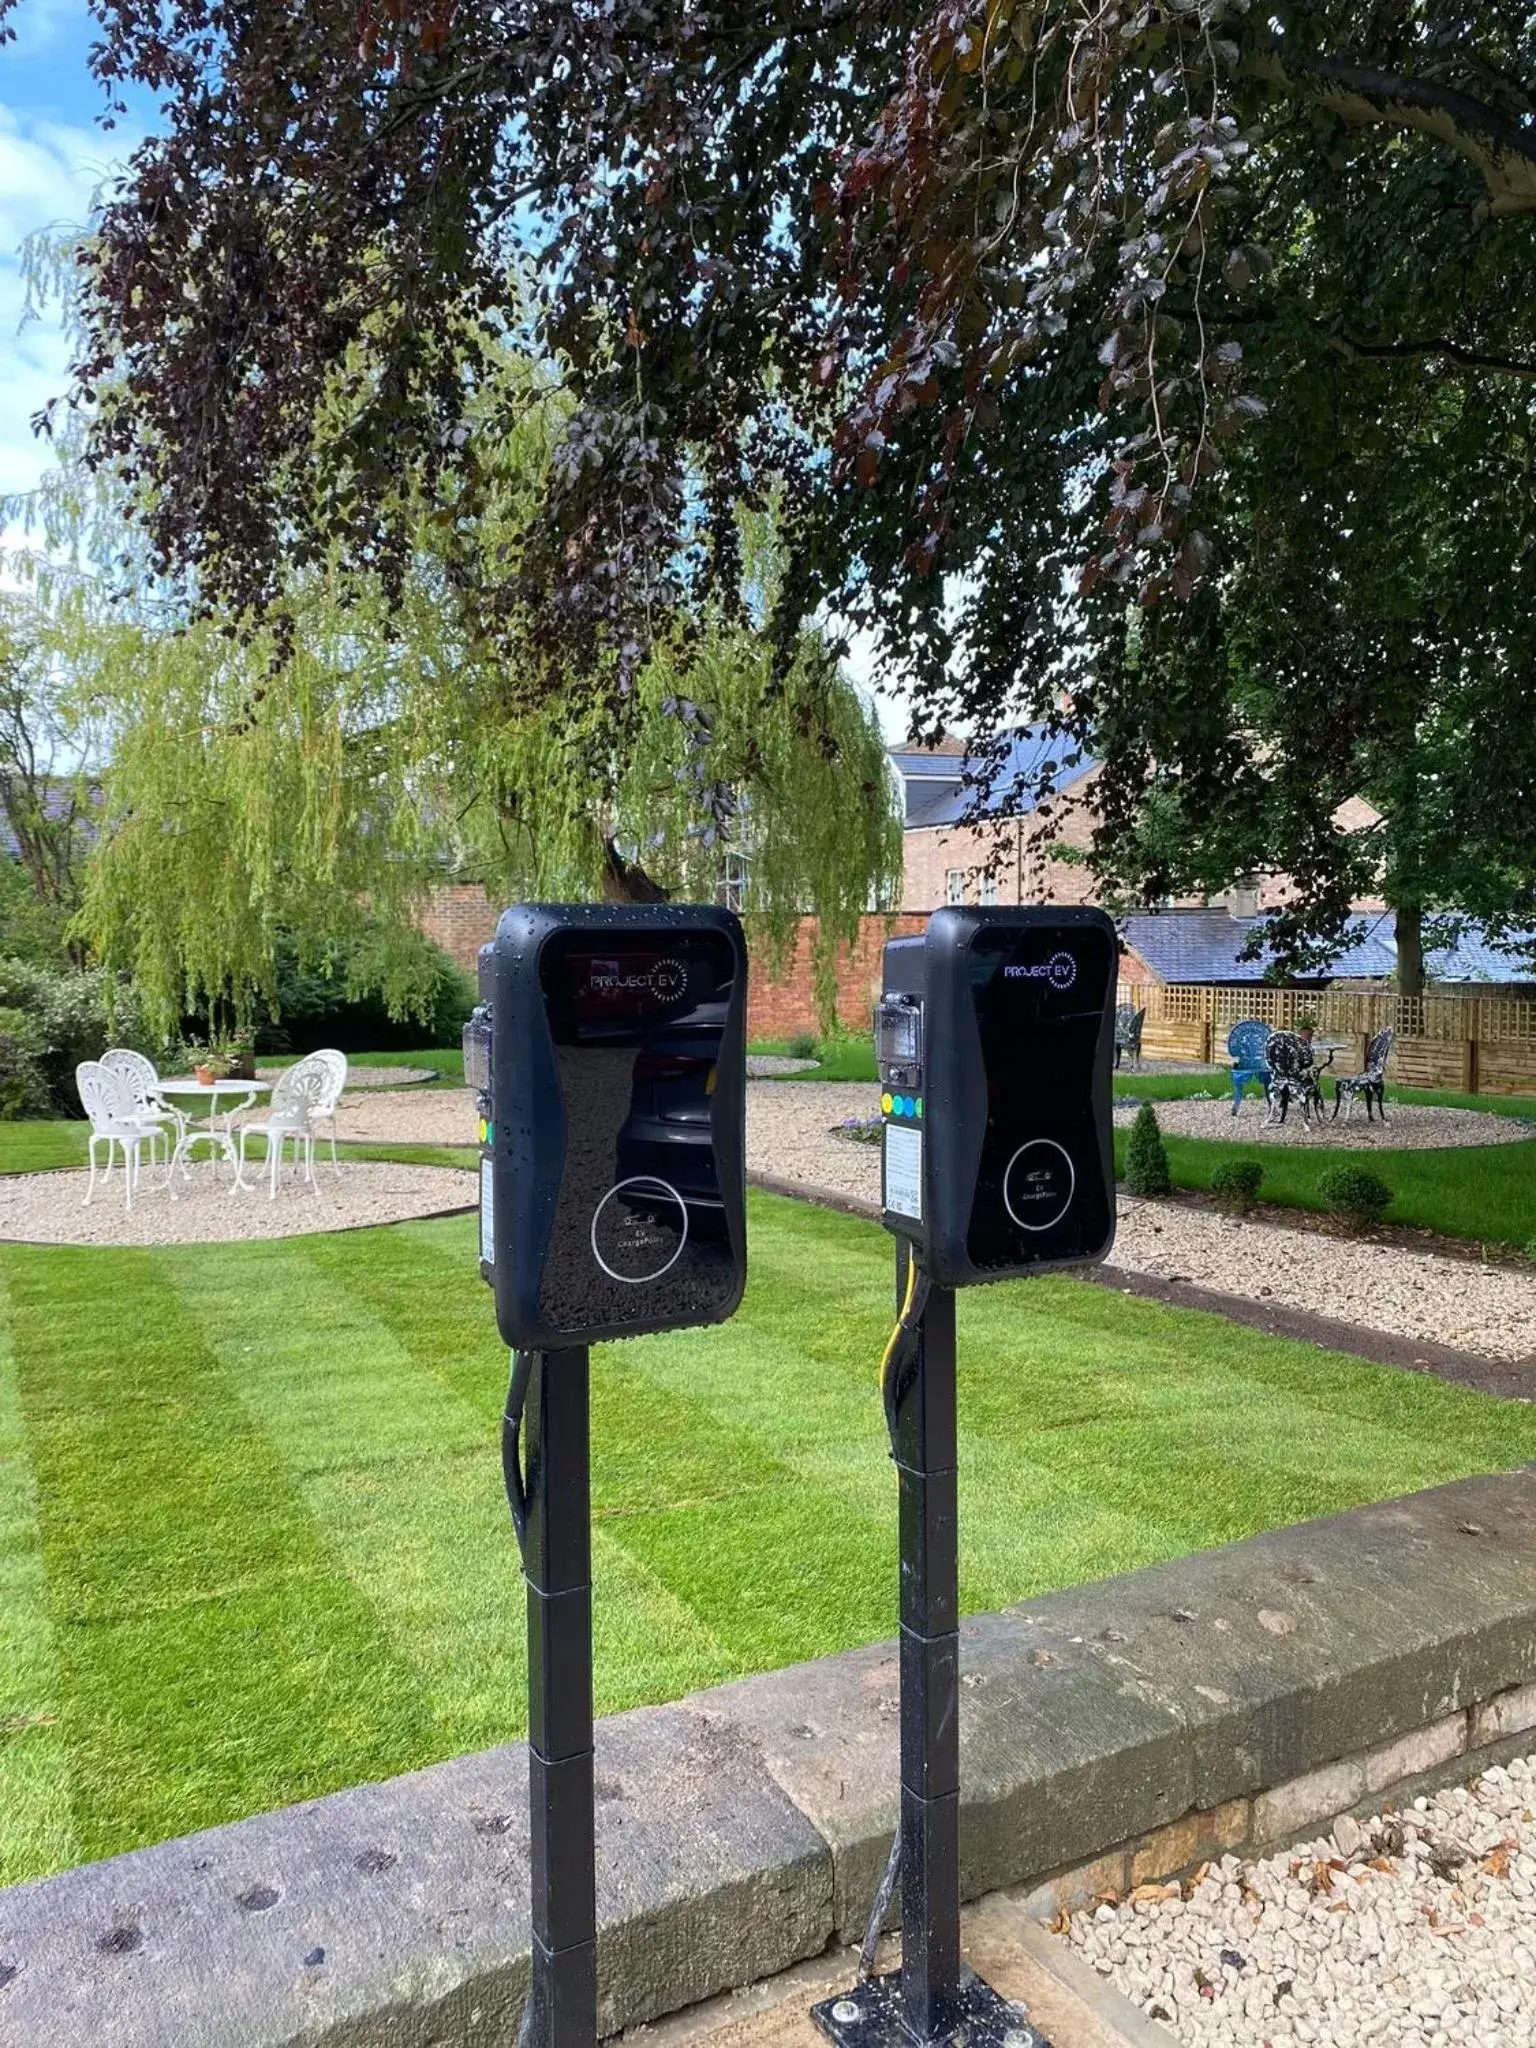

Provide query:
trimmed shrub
left=786, top=1029, right=818, bottom=1060
left=1125, top=1102, right=1172, bottom=1197
left=0, top=960, right=170, bottom=1115
left=1210, top=1159, right=1264, bottom=1213
left=1318, top=1164, right=1393, bottom=1230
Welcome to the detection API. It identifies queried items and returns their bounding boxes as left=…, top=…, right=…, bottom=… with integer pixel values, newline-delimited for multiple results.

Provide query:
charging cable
left=862, top=1252, right=930, bottom=1978
left=501, top=1348, right=533, bottom=1562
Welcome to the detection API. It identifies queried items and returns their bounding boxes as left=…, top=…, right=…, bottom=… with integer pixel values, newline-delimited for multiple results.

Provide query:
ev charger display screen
left=963, top=921, right=1116, bottom=1272
left=534, top=929, right=738, bottom=1335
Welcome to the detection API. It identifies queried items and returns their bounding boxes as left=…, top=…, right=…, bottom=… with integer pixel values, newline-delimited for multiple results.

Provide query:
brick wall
left=420, top=885, right=501, bottom=972
left=746, top=913, right=927, bottom=1039
left=420, top=884, right=1150, bottom=1038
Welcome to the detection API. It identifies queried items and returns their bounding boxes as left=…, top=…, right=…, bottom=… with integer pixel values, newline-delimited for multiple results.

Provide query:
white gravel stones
left=0, top=1162, right=474, bottom=1246
left=1112, top=1197, right=1536, bottom=1363
left=1066, top=1755, right=1536, bottom=2047
left=739, top=1082, right=1536, bottom=1364
left=1115, top=1098, right=1533, bottom=1151
left=256, top=1063, right=439, bottom=1089
left=329, top=1085, right=480, bottom=1146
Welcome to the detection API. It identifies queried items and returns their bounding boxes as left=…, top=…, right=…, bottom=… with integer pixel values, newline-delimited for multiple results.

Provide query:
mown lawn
left=5, top=1187, right=1536, bottom=1889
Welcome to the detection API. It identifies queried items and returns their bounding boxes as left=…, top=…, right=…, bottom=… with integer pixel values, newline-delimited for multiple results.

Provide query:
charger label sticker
left=884, top=1123, right=923, bottom=1221
left=480, top=1157, right=496, bottom=1264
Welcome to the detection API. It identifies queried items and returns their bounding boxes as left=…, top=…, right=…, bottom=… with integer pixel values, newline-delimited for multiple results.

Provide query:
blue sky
left=2, top=2, right=152, bottom=529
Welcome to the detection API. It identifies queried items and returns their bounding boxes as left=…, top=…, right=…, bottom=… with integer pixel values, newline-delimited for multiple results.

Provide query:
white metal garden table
left=154, top=1077, right=271, bottom=1179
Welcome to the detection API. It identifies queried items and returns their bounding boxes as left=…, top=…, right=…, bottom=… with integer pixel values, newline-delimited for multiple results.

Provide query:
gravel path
left=1117, top=1098, right=1533, bottom=1150
left=1067, top=1756, right=1536, bottom=2046
left=256, top=1063, right=439, bottom=1089
left=741, top=1083, right=1536, bottom=1364
left=332, top=1086, right=479, bottom=1144
left=0, top=1162, right=474, bottom=1246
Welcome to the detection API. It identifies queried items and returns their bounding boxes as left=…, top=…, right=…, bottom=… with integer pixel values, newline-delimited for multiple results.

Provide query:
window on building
left=979, top=872, right=998, bottom=905
left=945, top=868, right=966, bottom=906
left=719, top=851, right=750, bottom=913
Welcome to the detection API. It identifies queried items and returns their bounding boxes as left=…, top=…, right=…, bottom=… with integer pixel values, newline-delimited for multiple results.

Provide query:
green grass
left=260, top=1047, right=467, bottom=1090
left=5, top=1188, right=1536, bottom=1887
left=1116, top=1130, right=1536, bottom=1249
left=750, top=1035, right=879, bottom=1082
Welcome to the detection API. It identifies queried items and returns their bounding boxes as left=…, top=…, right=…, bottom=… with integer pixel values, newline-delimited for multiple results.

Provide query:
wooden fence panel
left=1117, top=978, right=1536, bottom=1092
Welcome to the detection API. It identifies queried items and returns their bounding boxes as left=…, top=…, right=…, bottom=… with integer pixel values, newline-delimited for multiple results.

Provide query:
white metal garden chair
left=310, top=1049, right=349, bottom=1170
left=101, top=1047, right=190, bottom=1168
left=232, top=1053, right=332, bottom=1198
left=75, top=1060, right=171, bottom=1211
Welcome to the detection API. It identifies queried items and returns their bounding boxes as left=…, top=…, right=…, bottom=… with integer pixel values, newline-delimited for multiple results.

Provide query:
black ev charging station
left=812, top=906, right=1118, bottom=2048
left=466, top=903, right=747, bottom=2047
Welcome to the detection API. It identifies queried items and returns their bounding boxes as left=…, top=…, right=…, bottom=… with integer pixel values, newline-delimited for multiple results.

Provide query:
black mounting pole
left=521, top=1348, right=598, bottom=2048
left=810, top=1247, right=1049, bottom=2048
left=891, top=1250, right=961, bottom=2040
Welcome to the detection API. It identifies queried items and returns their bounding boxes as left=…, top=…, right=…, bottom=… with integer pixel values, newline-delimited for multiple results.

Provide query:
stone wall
left=5, top=1471, right=1536, bottom=2047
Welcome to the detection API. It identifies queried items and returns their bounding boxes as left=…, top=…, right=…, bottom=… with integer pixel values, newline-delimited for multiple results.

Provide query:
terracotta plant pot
left=194, top=1064, right=215, bottom=1085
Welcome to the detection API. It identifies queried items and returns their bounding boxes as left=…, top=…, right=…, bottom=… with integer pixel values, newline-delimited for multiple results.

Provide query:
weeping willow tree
left=30, top=343, right=899, bottom=1034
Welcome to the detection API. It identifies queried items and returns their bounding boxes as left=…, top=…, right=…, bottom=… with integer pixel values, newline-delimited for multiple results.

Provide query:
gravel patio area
left=256, top=1063, right=439, bottom=1089
left=0, top=1161, right=474, bottom=1245
left=1067, top=1755, right=1536, bottom=2046
left=1116, top=1096, right=1533, bottom=1149
left=743, top=1083, right=1536, bottom=1365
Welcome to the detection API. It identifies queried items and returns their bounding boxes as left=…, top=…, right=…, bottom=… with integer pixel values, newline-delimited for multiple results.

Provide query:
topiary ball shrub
left=1210, top=1159, right=1264, bottom=1213
left=1125, top=1102, right=1172, bottom=1197
left=786, top=1029, right=818, bottom=1060
left=1318, top=1165, right=1393, bottom=1231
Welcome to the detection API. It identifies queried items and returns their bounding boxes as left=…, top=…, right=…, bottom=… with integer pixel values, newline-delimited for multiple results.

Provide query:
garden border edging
left=4, top=1470, right=1536, bottom=2046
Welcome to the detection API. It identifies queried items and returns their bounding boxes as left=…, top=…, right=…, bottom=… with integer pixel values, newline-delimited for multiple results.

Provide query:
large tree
left=7, top=368, right=899, bottom=1030
left=9, top=0, right=1536, bottom=964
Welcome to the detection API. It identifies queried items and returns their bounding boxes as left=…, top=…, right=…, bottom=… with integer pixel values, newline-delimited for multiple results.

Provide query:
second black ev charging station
left=467, top=903, right=747, bottom=2048
left=812, top=906, right=1118, bottom=2048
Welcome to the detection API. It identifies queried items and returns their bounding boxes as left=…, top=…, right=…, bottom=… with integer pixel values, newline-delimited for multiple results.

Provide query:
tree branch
left=1243, top=39, right=1536, bottom=216
left=1322, top=331, right=1536, bottom=381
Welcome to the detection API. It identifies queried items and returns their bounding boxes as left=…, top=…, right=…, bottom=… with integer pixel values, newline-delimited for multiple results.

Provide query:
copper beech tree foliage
left=6, top=0, right=1535, bottom=965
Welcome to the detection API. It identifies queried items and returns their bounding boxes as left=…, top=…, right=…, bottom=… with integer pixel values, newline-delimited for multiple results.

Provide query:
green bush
left=1210, top=1159, right=1265, bottom=1212
left=0, top=1005, right=51, bottom=1119
left=1318, top=1164, right=1394, bottom=1230
left=1125, top=1102, right=1172, bottom=1197
left=786, top=1029, right=818, bottom=1061
left=252, top=934, right=475, bottom=1054
left=0, top=959, right=170, bottom=1115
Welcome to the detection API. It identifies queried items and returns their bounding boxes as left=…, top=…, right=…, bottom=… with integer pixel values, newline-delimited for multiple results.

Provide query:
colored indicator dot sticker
left=901, top=1096, right=915, bottom=1118
left=881, top=1092, right=894, bottom=1114
left=916, top=1097, right=924, bottom=1117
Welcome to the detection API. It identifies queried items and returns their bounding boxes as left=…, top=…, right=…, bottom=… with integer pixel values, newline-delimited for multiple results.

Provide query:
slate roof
left=892, top=727, right=1099, bottom=829
left=1122, top=909, right=1536, bottom=986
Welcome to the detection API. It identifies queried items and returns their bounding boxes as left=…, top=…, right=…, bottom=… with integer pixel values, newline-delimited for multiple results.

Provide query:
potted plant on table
left=185, top=1038, right=234, bottom=1087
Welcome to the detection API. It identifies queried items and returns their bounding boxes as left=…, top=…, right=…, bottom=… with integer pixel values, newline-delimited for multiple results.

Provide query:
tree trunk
left=600, top=838, right=671, bottom=904
left=1394, top=900, right=1424, bottom=996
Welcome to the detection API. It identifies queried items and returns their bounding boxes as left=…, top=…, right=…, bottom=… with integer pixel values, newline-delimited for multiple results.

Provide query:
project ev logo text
left=1003, top=951, right=1078, bottom=991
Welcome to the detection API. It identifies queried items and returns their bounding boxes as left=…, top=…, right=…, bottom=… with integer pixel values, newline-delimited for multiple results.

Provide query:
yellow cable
left=878, top=1252, right=921, bottom=1397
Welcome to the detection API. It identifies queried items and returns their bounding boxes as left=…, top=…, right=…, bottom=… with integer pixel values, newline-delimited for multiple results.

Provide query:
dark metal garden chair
left=1114, top=1004, right=1146, bottom=1071
left=1264, top=1030, right=1330, bottom=1125
left=1333, top=1027, right=1393, bottom=1123
left=1226, top=1019, right=1272, bottom=1115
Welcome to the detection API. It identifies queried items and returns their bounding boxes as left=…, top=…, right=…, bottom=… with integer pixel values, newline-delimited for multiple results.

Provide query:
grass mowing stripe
left=0, top=1262, right=78, bottom=1884
left=4, top=1243, right=437, bottom=1867
left=165, top=1232, right=740, bottom=1743
left=300, top=1221, right=793, bottom=1517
